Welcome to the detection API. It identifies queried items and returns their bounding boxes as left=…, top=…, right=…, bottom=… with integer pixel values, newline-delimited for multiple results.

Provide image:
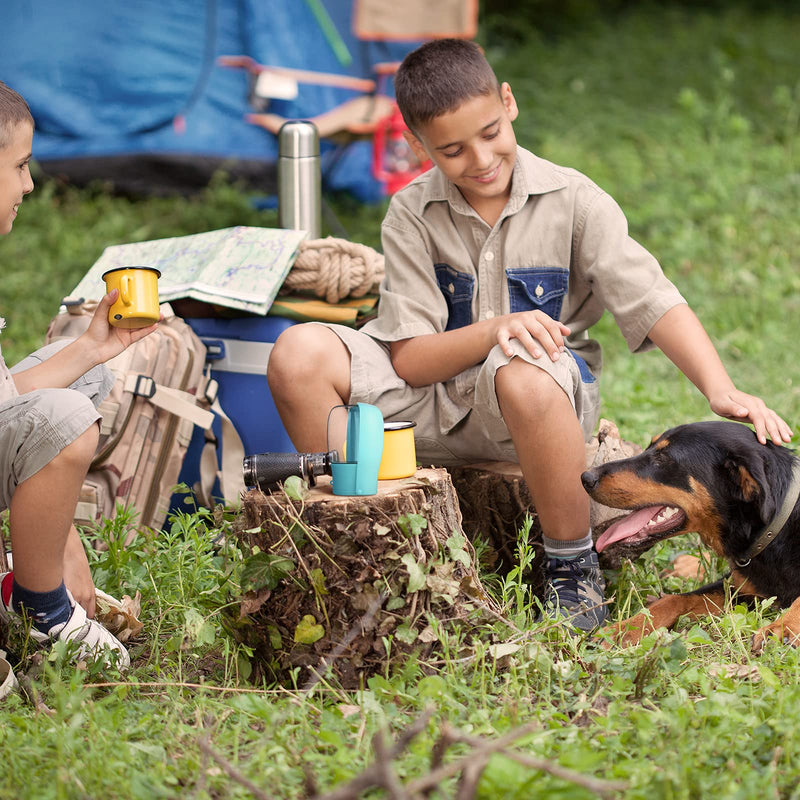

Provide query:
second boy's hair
left=393, top=39, right=501, bottom=133
left=0, top=80, right=34, bottom=150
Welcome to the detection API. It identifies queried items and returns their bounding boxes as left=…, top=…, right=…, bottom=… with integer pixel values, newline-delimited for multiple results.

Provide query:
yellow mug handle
left=120, top=275, right=133, bottom=306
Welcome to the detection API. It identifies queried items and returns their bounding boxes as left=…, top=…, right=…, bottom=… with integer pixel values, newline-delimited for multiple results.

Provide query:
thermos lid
left=278, top=120, right=320, bottom=158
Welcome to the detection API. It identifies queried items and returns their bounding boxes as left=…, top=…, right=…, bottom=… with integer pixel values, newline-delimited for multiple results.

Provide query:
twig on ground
left=437, top=725, right=629, bottom=798
left=313, top=708, right=435, bottom=800
left=311, top=708, right=629, bottom=800
left=198, top=734, right=272, bottom=800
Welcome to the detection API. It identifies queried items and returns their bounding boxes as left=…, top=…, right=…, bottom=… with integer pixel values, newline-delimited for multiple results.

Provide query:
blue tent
left=0, top=0, right=417, bottom=201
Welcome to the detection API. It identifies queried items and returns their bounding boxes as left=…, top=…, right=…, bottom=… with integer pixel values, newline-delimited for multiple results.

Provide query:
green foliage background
left=1, top=5, right=800, bottom=798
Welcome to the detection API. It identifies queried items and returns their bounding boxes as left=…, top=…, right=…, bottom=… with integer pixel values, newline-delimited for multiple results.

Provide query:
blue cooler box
left=174, top=315, right=297, bottom=509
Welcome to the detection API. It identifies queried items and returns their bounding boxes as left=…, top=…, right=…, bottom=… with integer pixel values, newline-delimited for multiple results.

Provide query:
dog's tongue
left=595, top=506, right=665, bottom=553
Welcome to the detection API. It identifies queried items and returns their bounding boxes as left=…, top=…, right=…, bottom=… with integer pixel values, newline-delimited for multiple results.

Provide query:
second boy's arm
left=390, top=309, right=570, bottom=387
left=648, top=303, right=792, bottom=444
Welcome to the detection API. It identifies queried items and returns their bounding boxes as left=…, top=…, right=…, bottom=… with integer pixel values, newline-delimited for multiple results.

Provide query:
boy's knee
left=496, top=357, right=566, bottom=411
left=55, top=424, right=99, bottom=470
left=268, top=324, right=349, bottom=388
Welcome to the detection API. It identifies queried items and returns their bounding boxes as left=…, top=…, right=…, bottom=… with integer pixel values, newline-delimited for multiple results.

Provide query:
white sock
left=542, top=532, right=593, bottom=560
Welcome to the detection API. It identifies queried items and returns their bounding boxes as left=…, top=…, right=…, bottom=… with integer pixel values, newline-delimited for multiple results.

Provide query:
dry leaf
left=240, top=587, right=272, bottom=617
left=708, top=662, right=760, bottom=681
left=418, top=625, right=438, bottom=644
left=487, top=642, right=522, bottom=659
left=661, top=554, right=707, bottom=580
left=94, top=589, right=144, bottom=642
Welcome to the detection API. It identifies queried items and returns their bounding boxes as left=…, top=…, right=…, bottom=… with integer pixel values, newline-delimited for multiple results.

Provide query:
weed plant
left=1, top=5, right=800, bottom=798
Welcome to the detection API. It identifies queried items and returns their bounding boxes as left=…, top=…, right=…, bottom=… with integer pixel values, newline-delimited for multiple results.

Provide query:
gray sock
left=543, top=532, right=593, bottom=560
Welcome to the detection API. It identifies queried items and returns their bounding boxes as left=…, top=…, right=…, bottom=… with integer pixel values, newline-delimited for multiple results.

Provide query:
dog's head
left=582, top=420, right=791, bottom=558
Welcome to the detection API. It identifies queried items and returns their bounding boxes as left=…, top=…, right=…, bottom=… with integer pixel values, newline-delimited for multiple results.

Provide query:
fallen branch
left=313, top=709, right=435, bottom=800
left=198, top=735, right=272, bottom=800
left=312, top=709, right=629, bottom=799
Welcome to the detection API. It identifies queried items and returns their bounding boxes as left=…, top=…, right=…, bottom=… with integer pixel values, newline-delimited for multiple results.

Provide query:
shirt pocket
left=506, top=267, right=569, bottom=320
left=434, top=263, right=475, bottom=331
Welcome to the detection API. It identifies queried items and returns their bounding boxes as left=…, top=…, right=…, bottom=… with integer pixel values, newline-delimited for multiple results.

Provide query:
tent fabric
left=0, top=0, right=417, bottom=200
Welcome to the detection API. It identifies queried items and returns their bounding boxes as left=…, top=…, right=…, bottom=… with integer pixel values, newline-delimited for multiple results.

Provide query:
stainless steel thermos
left=277, top=120, right=321, bottom=239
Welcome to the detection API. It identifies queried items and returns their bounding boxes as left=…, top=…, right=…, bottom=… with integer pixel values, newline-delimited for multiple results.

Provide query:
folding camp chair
left=218, top=0, right=478, bottom=196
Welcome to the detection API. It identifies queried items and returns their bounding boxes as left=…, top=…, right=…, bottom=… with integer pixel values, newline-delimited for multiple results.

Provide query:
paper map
left=69, top=226, right=307, bottom=315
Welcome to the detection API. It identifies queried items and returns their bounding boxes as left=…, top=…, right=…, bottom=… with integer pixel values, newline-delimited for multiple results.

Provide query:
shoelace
left=546, top=558, right=586, bottom=604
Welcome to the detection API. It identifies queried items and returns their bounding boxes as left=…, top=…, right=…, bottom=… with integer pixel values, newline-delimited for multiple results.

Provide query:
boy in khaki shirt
left=268, top=40, right=791, bottom=631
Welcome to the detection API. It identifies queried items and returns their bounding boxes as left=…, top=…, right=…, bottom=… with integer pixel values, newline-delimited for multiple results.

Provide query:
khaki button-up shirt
left=362, top=146, right=686, bottom=384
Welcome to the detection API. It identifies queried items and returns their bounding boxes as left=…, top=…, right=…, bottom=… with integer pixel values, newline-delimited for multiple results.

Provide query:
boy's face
left=0, top=120, right=34, bottom=235
left=404, top=82, right=519, bottom=215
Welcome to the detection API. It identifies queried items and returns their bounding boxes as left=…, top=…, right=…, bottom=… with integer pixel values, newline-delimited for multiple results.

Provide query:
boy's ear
left=402, top=129, right=430, bottom=165
left=500, top=82, right=519, bottom=122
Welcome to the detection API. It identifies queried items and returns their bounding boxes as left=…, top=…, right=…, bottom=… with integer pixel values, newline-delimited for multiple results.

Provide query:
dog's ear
left=724, top=454, right=777, bottom=524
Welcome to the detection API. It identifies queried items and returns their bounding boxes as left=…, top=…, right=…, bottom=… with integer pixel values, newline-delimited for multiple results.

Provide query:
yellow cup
left=102, top=266, right=161, bottom=329
left=378, top=421, right=417, bottom=480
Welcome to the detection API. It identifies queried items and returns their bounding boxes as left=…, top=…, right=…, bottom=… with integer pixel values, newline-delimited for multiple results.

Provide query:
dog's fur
left=581, top=420, right=800, bottom=650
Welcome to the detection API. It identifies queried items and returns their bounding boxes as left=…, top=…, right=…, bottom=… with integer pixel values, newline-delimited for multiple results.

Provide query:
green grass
left=2, top=4, right=800, bottom=798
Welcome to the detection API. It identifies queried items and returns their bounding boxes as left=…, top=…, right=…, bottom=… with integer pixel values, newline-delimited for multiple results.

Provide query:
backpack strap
left=122, top=373, right=214, bottom=430
left=198, top=378, right=246, bottom=506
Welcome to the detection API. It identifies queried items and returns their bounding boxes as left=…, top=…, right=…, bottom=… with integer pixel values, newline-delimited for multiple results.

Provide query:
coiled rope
left=282, top=237, right=385, bottom=304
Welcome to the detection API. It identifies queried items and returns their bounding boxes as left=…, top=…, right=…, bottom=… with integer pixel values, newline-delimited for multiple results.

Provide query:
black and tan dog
left=581, top=420, right=800, bottom=651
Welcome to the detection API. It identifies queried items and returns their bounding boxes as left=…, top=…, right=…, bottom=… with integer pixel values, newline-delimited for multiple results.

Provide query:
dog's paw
left=597, top=611, right=657, bottom=648
left=751, top=620, right=800, bottom=654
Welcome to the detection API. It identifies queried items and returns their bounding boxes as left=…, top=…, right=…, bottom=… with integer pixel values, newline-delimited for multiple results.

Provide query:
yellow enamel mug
left=102, top=266, right=161, bottom=329
left=378, top=421, right=417, bottom=480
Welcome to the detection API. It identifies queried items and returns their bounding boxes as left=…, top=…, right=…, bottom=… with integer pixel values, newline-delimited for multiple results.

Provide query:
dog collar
left=735, top=458, right=800, bottom=568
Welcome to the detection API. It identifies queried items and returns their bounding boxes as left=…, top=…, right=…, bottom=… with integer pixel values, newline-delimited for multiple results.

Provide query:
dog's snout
left=581, top=469, right=599, bottom=492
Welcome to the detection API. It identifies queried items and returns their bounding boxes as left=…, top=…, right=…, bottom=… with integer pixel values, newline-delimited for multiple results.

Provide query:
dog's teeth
left=646, top=507, right=679, bottom=526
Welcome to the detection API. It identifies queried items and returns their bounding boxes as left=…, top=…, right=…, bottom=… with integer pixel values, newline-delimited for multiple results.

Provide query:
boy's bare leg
left=63, top=524, right=96, bottom=617
left=495, top=357, right=589, bottom=541
left=268, top=324, right=353, bottom=452
left=8, top=424, right=98, bottom=595
left=495, top=357, right=607, bottom=631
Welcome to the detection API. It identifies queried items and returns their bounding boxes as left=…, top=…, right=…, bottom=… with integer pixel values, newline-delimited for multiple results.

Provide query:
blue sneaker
left=543, top=549, right=609, bottom=633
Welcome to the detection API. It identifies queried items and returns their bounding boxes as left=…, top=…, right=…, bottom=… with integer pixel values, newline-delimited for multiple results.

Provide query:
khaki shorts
left=0, top=341, right=113, bottom=510
left=321, top=323, right=601, bottom=467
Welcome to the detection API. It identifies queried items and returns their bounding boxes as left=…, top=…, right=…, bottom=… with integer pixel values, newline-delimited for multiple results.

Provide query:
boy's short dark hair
left=393, top=39, right=500, bottom=133
left=0, top=80, right=34, bottom=150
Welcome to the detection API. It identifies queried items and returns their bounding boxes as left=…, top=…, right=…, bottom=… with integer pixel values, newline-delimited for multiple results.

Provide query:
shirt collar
left=419, top=146, right=568, bottom=216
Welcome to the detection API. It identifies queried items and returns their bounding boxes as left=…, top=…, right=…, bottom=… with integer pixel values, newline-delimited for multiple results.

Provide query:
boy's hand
left=85, top=289, right=159, bottom=362
left=495, top=310, right=571, bottom=362
left=708, top=389, right=793, bottom=445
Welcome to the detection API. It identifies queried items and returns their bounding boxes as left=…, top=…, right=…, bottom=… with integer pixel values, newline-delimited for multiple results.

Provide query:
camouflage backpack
left=46, top=300, right=243, bottom=537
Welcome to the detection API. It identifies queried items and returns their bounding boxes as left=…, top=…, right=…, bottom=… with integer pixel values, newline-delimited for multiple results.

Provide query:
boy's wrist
left=71, top=333, right=106, bottom=371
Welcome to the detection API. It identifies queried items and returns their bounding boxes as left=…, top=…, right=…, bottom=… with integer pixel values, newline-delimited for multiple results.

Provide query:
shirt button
left=535, top=284, right=544, bottom=297
left=485, top=310, right=495, bottom=319
left=485, top=251, right=495, bottom=262
left=448, top=283, right=455, bottom=294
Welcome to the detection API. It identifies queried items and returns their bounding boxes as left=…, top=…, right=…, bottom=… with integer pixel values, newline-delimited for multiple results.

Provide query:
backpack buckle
left=133, top=375, right=156, bottom=399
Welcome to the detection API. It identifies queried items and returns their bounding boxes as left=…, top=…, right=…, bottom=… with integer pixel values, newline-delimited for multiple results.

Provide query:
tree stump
left=235, top=468, right=502, bottom=688
left=232, top=419, right=645, bottom=686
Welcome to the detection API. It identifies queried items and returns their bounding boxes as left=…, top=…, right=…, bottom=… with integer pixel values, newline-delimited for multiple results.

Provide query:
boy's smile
left=404, top=82, right=519, bottom=224
left=0, top=121, right=34, bottom=235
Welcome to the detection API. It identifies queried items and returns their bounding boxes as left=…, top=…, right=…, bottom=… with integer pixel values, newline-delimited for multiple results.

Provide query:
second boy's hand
left=390, top=309, right=569, bottom=387
left=495, top=309, right=570, bottom=361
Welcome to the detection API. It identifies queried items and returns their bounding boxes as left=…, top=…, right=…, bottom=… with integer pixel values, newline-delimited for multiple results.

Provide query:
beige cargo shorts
left=322, top=323, right=601, bottom=467
left=0, top=340, right=113, bottom=510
